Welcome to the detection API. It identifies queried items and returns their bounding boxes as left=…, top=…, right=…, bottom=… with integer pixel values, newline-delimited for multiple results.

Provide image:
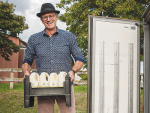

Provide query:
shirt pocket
left=54, top=44, right=69, bottom=53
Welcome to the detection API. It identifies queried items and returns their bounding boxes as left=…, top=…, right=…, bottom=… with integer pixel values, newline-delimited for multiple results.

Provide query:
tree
left=57, top=0, right=149, bottom=68
left=0, top=1, right=28, bottom=61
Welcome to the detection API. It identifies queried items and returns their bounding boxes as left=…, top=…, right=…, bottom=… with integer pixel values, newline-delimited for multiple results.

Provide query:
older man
left=22, top=3, right=84, bottom=113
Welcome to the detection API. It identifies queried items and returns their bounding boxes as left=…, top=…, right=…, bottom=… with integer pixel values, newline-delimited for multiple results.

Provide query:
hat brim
left=36, top=10, right=60, bottom=17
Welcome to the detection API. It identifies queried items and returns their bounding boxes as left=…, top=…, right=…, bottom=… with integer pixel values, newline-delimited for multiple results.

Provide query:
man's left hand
left=68, top=70, right=74, bottom=82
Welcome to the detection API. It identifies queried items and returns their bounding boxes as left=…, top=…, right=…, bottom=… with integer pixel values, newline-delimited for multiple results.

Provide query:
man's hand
left=68, top=70, right=74, bottom=82
left=23, top=71, right=30, bottom=81
left=22, top=63, right=31, bottom=81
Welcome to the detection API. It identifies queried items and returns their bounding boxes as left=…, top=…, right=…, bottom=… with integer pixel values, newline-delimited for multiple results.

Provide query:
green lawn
left=140, top=89, right=143, bottom=113
left=0, top=83, right=143, bottom=113
left=0, top=83, right=87, bottom=113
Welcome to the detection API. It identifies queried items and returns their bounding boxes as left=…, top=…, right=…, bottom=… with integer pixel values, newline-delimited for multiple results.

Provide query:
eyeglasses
left=42, top=14, right=56, bottom=20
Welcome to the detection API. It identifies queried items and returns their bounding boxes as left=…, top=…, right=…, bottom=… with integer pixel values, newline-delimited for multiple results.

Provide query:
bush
left=78, top=74, right=85, bottom=78
left=82, top=75, right=87, bottom=80
left=78, top=74, right=88, bottom=80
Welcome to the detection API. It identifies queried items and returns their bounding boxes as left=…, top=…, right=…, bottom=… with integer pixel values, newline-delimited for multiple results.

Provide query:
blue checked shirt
left=23, top=27, right=84, bottom=76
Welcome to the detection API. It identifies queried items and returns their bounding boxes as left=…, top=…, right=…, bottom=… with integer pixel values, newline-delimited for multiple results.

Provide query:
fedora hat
left=37, top=3, right=60, bottom=17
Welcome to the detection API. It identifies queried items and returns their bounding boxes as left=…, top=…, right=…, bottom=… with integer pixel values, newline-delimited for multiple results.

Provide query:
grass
left=0, top=83, right=24, bottom=93
left=74, top=85, right=87, bottom=93
left=0, top=83, right=87, bottom=113
left=0, top=83, right=143, bottom=113
left=140, top=89, right=143, bottom=113
left=78, top=74, right=86, bottom=79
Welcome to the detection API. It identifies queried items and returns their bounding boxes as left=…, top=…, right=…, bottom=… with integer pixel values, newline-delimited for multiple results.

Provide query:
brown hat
left=36, top=3, right=60, bottom=17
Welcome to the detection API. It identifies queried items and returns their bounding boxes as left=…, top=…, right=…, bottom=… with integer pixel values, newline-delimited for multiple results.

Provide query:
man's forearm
left=68, top=60, right=84, bottom=82
left=71, top=61, right=84, bottom=73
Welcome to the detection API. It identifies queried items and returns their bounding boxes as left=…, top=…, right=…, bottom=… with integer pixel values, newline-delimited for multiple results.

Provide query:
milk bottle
left=39, top=72, right=49, bottom=87
left=49, top=72, right=58, bottom=87
left=30, top=72, right=39, bottom=88
left=58, top=71, right=67, bottom=87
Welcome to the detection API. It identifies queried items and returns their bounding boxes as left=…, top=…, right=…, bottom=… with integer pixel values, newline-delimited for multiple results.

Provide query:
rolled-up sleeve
left=23, top=36, right=36, bottom=66
left=69, top=34, right=84, bottom=63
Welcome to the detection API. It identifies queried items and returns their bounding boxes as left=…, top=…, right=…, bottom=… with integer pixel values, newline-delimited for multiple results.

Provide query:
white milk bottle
left=39, top=72, right=49, bottom=87
left=58, top=71, right=67, bottom=87
left=49, top=72, right=58, bottom=87
left=30, top=72, right=39, bottom=88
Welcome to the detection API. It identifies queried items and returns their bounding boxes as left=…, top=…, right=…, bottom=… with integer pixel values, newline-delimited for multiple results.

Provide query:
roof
left=19, top=38, right=27, bottom=47
left=143, top=5, right=150, bottom=24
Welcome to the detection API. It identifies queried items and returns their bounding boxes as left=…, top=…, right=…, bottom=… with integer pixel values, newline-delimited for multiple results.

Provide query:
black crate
left=24, top=74, right=71, bottom=108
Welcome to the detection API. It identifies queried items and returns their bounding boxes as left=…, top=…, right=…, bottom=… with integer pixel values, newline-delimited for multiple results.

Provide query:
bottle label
left=39, top=82, right=49, bottom=87
left=49, top=83, right=58, bottom=87
left=31, top=82, right=39, bottom=88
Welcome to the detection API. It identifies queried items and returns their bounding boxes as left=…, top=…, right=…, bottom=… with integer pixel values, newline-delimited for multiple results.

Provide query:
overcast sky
left=2, top=0, right=67, bottom=42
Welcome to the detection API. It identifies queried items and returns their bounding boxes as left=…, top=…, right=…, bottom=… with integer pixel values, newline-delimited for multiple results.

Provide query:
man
left=22, top=3, right=84, bottom=113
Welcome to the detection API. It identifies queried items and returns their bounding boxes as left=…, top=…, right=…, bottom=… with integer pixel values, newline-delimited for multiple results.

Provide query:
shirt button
left=51, top=52, right=52, bottom=54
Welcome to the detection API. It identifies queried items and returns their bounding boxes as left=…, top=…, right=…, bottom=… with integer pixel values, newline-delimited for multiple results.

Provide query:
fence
left=0, top=68, right=87, bottom=89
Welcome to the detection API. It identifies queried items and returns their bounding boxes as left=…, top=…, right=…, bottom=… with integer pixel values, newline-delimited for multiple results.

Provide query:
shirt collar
left=42, top=27, right=59, bottom=36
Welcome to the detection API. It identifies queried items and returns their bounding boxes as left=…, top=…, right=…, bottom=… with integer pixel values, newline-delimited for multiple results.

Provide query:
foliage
left=140, top=55, right=144, bottom=61
left=78, top=74, right=86, bottom=78
left=77, top=37, right=88, bottom=68
left=0, top=1, right=28, bottom=61
left=78, top=74, right=88, bottom=80
left=57, top=0, right=149, bottom=67
left=82, top=74, right=87, bottom=80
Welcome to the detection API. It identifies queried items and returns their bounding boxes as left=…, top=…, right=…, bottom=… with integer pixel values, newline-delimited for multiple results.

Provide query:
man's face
left=41, top=12, right=58, bottom=30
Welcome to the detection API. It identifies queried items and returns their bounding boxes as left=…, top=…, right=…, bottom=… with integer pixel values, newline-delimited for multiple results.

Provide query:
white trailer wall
left=88, top=16, right=140, bottom=113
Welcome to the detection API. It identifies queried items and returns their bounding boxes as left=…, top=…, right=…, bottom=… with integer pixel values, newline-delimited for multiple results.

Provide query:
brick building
left=0, top=36, right=36, bottom=83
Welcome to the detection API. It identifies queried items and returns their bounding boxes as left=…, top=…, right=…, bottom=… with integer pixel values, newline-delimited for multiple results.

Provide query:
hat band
left=41, top=8, right=56, bottom=13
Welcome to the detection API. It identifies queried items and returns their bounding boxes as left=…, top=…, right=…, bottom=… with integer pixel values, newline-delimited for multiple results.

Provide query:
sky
left=2, top=0, right=67, bottom=42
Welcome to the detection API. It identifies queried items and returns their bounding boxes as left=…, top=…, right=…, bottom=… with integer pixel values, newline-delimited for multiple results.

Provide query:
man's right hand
left=23, top=71, right=30, bottom=81
left=22, top=62, right=31, bottom=81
